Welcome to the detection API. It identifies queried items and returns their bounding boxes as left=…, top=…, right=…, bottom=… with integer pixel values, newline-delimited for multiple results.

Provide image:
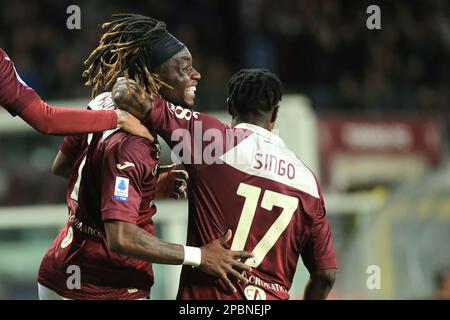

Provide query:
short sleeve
left=145, top=97, right=228, bottom=166
left=60, top=135, right=83, bottom=159
left=101, top=137, right=157, bottom=224
left=0, top=49, right=38, bottom=116
left=301, top=195, right=338, bottom=272
left=146, top=98, right=227, bottom=145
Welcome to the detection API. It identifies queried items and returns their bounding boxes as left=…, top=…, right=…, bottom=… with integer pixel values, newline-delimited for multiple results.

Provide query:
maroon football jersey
left=0, top=49, right=117, bottom=134
left=0, top=48, right=38, bottom=116
left=38, top=93, right=160, bottom=299
left=146, top=98, right=337, bottom=300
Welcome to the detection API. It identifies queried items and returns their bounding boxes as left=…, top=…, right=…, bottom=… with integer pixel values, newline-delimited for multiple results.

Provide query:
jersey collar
left=234, top=123, right=285, bottom=147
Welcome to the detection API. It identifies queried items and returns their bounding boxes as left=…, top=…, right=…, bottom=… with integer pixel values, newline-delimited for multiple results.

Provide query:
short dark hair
left=227, top=69, right=282, bottom=116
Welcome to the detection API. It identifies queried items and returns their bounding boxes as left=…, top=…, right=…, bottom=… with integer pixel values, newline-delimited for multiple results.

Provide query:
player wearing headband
left=37, top=14, right=253, bottom=300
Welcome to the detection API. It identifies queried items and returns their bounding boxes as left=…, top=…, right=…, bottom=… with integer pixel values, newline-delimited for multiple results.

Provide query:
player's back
left=177, top=123, right=336, bottom=300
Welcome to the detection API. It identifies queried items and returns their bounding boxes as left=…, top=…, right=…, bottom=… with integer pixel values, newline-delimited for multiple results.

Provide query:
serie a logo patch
left=113, top=177, right=129, bottom=201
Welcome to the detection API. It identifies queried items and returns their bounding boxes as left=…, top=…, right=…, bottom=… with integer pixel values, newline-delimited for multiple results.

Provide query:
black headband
left=148, top=31, right=186, bottom=69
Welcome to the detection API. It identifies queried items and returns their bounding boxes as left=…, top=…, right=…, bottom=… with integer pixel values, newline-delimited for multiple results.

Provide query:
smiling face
left=155, top=47, right=201, bottom=109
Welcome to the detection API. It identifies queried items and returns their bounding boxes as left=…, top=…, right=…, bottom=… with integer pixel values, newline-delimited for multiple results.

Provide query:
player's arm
left=52, top=151, right=74, bottom=179
left=301, top=193, right=338, bottom=300
left=0, top=49, right=152, bottom=139
left=104, top=220, right=252, bottom=292
left=303, top=269, right=336, bottom=300
left=155, top=164, right=188, bottom=199
left=101, top=138, right=253, bottom=293
left=112, top=77, right=227, bottom=148
left=51, top=135, right=83, bottom=179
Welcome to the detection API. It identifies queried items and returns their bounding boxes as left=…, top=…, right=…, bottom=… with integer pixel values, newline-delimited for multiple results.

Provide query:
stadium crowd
left=1, top=0, right=449, bottom=115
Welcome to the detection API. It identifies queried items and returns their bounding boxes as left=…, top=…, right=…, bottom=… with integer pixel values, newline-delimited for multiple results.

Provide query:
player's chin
left=182, top=94, right=196, bottom=109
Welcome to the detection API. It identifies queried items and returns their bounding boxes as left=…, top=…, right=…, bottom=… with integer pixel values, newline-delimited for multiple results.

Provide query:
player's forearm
left=303, top=278, right=332, bottom=300
left=106, top=220, right=184, bottom=265
left=303, top=269, right=336, bottom=300
left=18, top=98, right=118, bottom=135
left=52, top=150, right=74, bottom=179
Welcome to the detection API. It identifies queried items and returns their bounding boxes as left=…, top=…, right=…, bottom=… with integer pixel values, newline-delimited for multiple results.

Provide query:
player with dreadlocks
left=37, top=14, right=253, bottom=300
left=115, top=63, right=338, bottom=299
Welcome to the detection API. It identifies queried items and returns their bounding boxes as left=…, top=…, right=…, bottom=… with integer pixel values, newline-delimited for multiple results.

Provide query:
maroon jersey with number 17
left=145, top=98, right=337, bottom=300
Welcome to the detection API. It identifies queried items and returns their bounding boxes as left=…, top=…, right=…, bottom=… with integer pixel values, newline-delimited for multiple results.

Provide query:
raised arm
left=101, top=137, right=253, bottom=293
left=0, top=49, right=152, bottom=139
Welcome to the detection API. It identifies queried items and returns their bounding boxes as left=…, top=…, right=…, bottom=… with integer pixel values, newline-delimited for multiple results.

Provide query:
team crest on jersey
left=113, top=177, right=129, bottom=201
left=244, top=285, right=267, bottom=300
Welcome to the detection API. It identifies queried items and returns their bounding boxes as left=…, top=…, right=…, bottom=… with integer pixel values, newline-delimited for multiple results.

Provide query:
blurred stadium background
left=0, top=0, right=449, bottom=299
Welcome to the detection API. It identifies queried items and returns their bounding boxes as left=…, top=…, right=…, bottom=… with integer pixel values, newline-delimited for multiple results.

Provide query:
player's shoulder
left=159, top=97, right=226, bottom=126
left=105, top=131, right=158, bottom=160
left=281, top=145, right=321, bottom=199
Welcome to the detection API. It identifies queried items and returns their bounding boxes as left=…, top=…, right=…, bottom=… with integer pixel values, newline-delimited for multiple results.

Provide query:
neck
left=232, top=114, right=272, bottom=131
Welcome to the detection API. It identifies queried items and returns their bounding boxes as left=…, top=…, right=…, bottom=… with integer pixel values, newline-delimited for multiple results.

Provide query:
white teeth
left=186, top=86, right=196, bottom=94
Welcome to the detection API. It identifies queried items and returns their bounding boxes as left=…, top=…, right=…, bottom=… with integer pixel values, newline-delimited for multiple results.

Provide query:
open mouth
left=185, top=86, right=196, bottom=98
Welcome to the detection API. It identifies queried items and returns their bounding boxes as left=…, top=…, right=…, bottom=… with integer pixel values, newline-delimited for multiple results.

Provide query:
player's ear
left=270, top=105, right=279, bottom=123
left=227, top=98, right=236, bottom=117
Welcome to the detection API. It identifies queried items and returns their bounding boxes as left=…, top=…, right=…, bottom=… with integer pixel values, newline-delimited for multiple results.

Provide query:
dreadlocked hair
left=227, top=69, right=282, bottom=116
left=83, top=13, right=170, bottom=99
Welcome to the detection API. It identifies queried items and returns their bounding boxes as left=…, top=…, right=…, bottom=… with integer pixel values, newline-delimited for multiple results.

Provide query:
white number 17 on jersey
left=231, top=183, right=299, bottom=268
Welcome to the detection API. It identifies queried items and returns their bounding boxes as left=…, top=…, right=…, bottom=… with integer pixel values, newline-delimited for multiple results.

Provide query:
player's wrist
left=115, top=109, right=128, bottom=129
left=183, top=246, right=201, bottom=267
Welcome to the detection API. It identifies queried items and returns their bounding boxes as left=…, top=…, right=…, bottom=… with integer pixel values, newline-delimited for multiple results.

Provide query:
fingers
left=219, top=272, right=237, bottom=293
left=227, top=268, right=249, bottom=284
left=219, top=229, right=232, bottom=245
left=231, top=250, right=254, bottom=259
left=175, top=170, right=189, bottom=182
left=159, top=163, right=177, bottom=173
left=170, top=190, right=187, bottom=200
left=231, top=260, right=253, bottom=273
left=115, top=77, right=138, bottom=90
left=175, top=177, right=187, bottom=189
left=142, top=130, right=155, bottom=143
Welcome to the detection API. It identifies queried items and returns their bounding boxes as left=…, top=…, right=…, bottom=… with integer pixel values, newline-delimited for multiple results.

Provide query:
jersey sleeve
left=0, top=49, right=118, bottom=135
left=100, top=137, right=157, bottom=224
left=146, top=97, right=227, bottom=142
left=60, top=135, right=83, bottom=159
left=0, top=48, right=38, bottom=116
left=301, top=194, right=338, bottom=272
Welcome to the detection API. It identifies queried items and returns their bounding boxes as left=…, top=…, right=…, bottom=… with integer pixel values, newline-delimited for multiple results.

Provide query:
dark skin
left=112, top=47, right=200, bottom=120
left=52, top=153, right=187, bottom=199
left=229, top=102, right=337, bottom=299
left=113, top=52, right=337, bottom=299
left=52, top=145, right=253, bottom=293
left=154, top=48, right=201, bottom=109
left=104, top=222, right=250, bottom=293
left=303, top=269, right=336, bottom=300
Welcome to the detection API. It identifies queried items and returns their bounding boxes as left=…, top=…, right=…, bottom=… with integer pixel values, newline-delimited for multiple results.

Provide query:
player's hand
left=115, top=109, right=156, bottom=142
left=198, top=229, right=254, bottom=293
left=112, top=77, right=152, bottom=121
left=156, top=164, right=188, bottom=199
